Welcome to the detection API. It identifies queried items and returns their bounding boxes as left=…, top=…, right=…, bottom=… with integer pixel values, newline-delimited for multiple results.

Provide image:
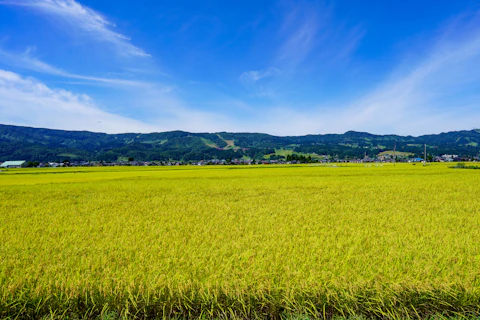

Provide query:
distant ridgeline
left=1, top=124, right=479, bottom=162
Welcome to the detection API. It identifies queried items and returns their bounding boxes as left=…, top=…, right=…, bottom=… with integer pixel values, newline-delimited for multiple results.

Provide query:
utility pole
left=393, top=142, right=396, bottom=167
left=424, top=144, right=427, bottom=166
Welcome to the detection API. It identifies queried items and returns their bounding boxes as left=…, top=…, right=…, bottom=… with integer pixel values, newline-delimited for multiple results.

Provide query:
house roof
left=0, top=160, right=26, bottom=167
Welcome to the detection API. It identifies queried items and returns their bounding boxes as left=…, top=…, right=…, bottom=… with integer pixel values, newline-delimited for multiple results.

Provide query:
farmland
left=1, top=164, right=480, bottom=319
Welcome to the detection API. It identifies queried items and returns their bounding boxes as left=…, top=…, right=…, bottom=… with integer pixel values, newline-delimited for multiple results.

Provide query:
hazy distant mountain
left=1, top=124, right=479, bottom=162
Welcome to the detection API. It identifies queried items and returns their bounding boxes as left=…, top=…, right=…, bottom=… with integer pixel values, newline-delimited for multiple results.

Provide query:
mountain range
left=1, top=124, right=479, bottom=162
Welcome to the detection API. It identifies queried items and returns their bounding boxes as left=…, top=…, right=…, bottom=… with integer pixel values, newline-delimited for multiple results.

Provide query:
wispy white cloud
left=337, top=12, right=480, bottom=135
left=0, top=0, right=149, bottom=57
left=275, top=2, right=363, bottom=70
left=238, top=68, right=281, bottom=98
left=237, top=2, right=364, bottom=103
left=0, top=46, right=65, bottom=75
left=0, top=48, right=161, bottom=88
left=240, top=67, right=280, bottom=83
left=276, top=5, right=320, bottom=67
left=0, top=69, right=157, bottom=133
left=0, top=69, right=241, bottom=134
left=252, top=11, right=480, bottom=136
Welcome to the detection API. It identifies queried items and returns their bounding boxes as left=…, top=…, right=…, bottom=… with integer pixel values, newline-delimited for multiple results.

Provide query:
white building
left=0, top=160, right=26, bottom=168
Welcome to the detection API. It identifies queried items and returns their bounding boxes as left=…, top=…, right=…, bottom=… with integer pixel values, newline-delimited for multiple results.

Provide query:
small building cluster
left=1, top=153, right=478, bottom=169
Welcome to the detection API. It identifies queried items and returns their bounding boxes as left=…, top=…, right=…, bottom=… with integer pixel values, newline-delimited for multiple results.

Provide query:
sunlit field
left=1, top=163, right=480, bottom=319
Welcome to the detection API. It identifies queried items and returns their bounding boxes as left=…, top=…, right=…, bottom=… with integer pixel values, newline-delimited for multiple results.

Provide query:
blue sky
left=1, top=0, right=480, bottom=135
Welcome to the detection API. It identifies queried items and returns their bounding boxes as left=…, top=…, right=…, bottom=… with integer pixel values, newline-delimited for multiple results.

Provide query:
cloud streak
left=251, top=11, right=480, bottom=136
left=0, top=48, right=163, bottom=88
left=275, top=2, right=363, bottom=70
left=0, top=69, right=241, bottom=134
left=339, top=12, right=480, bottom=135
left=276, top=4, right=320, bottom=68
left=240, top=67, right=280, bottom=83
left=0, top=0, right=149, bottom=57
left=0, top=69, right=157, bottom=133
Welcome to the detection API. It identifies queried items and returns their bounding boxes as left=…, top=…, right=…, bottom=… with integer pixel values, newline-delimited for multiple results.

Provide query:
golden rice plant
left=1, top=163, right=480, bottom=318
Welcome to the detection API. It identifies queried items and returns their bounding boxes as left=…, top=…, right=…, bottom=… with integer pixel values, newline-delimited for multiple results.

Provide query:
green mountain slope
left=1, top=124, right=479, bottom=161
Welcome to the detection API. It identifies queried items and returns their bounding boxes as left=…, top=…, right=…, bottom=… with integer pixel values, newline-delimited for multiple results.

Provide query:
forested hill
left=1, top=124, right=480, bottom=162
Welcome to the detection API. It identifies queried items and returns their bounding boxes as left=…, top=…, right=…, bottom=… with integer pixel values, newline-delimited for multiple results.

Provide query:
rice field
left=1, top=163, right=480, bottom=319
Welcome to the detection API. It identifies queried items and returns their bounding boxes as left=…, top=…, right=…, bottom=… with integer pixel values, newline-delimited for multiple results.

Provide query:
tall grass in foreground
left=1, top=164, right=480, bottom=318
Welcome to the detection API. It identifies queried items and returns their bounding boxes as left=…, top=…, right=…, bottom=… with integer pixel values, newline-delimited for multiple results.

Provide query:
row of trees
left=286, top=154, right=315, bottom=163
